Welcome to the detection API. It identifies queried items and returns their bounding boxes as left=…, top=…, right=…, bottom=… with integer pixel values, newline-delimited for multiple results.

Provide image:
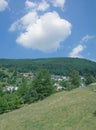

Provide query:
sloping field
left=0, top=87, right=96, bottom=130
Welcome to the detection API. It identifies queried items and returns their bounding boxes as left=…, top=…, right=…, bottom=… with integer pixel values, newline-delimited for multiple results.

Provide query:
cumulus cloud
left=9, top=0, right=72, bottom=53
left=0, top=0, right=8, bottom=12
left=16, top=12, right=71, bottom=52
left=69, top=44, right=85, bottom=58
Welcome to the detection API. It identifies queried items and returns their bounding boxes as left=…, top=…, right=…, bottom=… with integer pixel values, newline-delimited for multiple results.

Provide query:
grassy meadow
left=0, top=85, right=96, bottom=130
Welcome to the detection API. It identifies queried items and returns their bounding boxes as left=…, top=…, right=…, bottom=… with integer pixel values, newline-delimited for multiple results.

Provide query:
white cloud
left=69, top=44, right=85, bottom=58
left=16, top=12, right=71, bottom=52
left=81, top=35, right=95, bottom=43
left=25, top=0, right=37, bottom=9
left=69, top=34, right=95, bottom=58
left=25, top=0, right=50, bottom=12
left=9, top=12, right=38, bottom=32
left=38, top=0, right=50, bottom=11
left=25, top=0, right=66, bottom=11
left=0, top=0, right=8, bottom=12
left=9, top=0, right=72, bottom=53
left=51, top=0, right=66, bottom=8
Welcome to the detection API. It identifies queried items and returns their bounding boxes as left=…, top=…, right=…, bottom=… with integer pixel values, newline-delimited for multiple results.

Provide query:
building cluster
left=2, top=73, right=86, bottom=92
left=51, top=75, right=69, bottom=90
left=51, top=75, right=86, bottom=90
left=51, top=75, right=69, bottom=81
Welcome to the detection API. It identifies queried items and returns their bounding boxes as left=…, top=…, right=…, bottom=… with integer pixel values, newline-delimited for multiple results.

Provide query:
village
left=3, top=72, right=86, bottom=92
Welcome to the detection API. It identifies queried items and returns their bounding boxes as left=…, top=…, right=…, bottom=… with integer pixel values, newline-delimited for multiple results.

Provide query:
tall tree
left=70, top=70, right=81, bottom=88
left=17, top=78, right=28, bottom=103
left=32, top=70, right=54, bottom=100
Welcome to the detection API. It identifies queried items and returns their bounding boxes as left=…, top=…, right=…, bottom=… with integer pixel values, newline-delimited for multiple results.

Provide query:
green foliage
left=12, top=71, right=17, bottom=77
left=0, top=96, right=8, bottom=113
left=85, top=74, right=96, bottom=85
left=5, top=69, right=55, bottom=111
left=0, top=71, right=8, bottom=79
left=59, top=80, right=66, bottom=87
left=60, top=80, right=74, bottom=91
left=0, top=58, right=96, bottom=76
left=0, top=93, right=23, bottom=113
left=70, top=70, right=81, bottom=88
left=0, top=86, right=4, bottom=97
left=17, top=78, right=29, bottom=103
left=32, top=70, right=54, bottom=100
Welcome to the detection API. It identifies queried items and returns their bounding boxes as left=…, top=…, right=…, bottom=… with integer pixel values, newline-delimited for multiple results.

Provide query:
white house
left=3, top=86, right=18, bottom=92
left=54, top=83, right=66, bottom=90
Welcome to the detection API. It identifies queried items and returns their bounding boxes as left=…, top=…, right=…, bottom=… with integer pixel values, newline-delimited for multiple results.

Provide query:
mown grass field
left=0, top=85, right=96, bottom=130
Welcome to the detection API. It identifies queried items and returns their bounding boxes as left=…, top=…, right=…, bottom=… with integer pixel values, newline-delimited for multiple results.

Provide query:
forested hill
left=0, top=58, right=96, bottom=76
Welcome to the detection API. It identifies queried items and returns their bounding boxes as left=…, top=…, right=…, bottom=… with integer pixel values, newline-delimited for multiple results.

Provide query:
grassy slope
left=0, top=86, right=96, bottom=130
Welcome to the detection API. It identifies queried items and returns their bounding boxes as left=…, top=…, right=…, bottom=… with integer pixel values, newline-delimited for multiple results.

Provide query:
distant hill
left=0, top=57, right=96, bottom=76
left=0, top=86, right=96, bottom=130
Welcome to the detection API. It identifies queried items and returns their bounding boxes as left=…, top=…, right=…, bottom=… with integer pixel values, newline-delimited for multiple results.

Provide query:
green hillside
left=0, top=85, right=96, bottom=130
left=0, top=57, right=96, bottom=76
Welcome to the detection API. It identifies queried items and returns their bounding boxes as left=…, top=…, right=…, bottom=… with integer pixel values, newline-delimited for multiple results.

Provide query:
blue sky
left=0, top=0, right=96, bottom=60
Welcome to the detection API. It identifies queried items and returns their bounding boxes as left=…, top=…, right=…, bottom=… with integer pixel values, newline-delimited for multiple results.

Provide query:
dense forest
left=0, top=57, right=96, bottom=77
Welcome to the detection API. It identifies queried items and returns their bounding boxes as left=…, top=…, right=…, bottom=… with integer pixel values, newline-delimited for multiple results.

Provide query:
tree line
left=0, top=58, right=96, bottom=77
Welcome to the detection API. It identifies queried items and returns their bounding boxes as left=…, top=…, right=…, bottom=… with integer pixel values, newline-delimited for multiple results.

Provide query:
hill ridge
left=0, top=57, right=96, bottom=76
